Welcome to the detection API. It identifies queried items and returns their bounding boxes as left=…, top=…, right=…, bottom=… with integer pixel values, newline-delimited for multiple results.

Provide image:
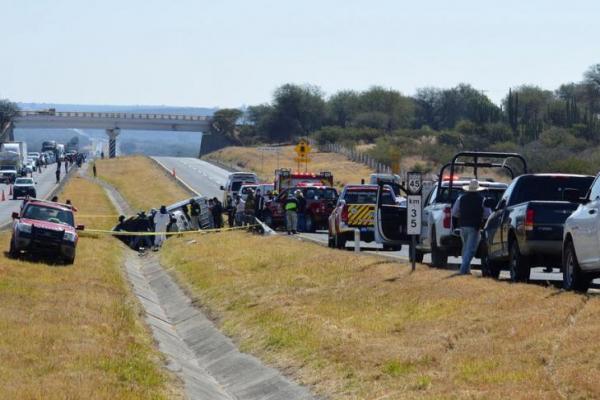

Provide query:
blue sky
left=1, top=0, right=599, bottom=107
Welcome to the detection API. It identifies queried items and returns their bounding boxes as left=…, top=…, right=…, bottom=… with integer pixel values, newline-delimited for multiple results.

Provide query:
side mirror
left=76, top=224, right=85, bottom=231
left=483, top=198, right=497, bottom=209
left=11, top=212, right=19, bottom=220
left=220, top=185, right=225, bottom=191
left=563, top=188, right=581, bottom=203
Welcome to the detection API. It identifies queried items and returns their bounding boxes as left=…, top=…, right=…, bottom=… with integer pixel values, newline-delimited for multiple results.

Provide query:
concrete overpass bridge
left=2, top=110, right=211, bottom=157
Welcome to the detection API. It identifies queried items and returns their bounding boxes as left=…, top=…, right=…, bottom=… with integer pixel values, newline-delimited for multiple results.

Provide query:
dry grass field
left=162, top=231, right=600, bottom=400
left=205, top=145, right=374, bottom=187
left=0, top=175, right=179, bottom=399
left=94, top=155, right=190, bottom=212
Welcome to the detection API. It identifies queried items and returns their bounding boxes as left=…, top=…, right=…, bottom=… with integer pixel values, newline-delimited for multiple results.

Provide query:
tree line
left=211, top=63, right=600, bottom=174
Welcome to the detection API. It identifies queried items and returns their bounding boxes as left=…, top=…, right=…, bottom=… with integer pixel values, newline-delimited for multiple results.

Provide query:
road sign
left=294, top=139, right=312, bottom=158
left=407, top=195, right=422, bottom=235
left=407, top=172, right=422, bottom=195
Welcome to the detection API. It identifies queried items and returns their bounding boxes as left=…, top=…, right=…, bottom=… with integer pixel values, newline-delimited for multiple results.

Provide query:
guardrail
left=16, top=110, right=210, bottom=122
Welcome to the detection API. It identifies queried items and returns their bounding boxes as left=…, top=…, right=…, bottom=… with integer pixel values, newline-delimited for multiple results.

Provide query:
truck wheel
left=8, top=239, right=19, bottom=259
left=480, top=245, right=500, bottom=279
left=509, top=240, right=530, bottom=283
left=563, top=241, right=591, bottom=292
left=335, top=234, right=347, bottom=249
left=65, top=254, right=76, bottom=265
left=430, top=230, right=448, bottom=268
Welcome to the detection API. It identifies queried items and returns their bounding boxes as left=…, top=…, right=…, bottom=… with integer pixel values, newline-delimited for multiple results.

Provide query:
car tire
left=65, top=254, right=76, bottom=265
left=335, top=233, right=347, bottom=249
left=8, top=238, right=19, bottom=259
left=328, top=233, right=335, bottom=248
left=509, top=240, right=530, bottom=283
left=430, top=229, right=448, bottom=268
left=480, top=244, right=501, bottom=279
left=563, top=241, right=591, bottom=292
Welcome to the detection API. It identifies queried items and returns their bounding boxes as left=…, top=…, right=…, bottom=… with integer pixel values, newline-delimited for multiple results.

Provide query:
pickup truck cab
left=220, top=172, right=259, bottom=208
left=416, top=179, right=508, bottom=266
left=328, top=184, right=396, bottom=249
left=562, top=173, right=600, bottom=291
left=10, top=200, right=84, bottom=264
left=482, top=174, right=594, bottom=281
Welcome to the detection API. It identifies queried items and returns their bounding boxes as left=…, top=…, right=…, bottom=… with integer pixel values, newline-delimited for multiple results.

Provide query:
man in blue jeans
left=451, top=180, right=491, bottom=275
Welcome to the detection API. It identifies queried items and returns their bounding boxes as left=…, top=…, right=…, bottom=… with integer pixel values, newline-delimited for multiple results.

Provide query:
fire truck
left=262, top=169, right=338, bottom=232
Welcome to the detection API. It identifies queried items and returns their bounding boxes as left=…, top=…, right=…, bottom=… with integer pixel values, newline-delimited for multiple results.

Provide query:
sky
left=1, top=0, right=599, bottom=108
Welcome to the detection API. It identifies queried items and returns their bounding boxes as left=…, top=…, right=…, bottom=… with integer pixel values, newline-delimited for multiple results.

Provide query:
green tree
left=0, top=99, right=18, bottom=128
left=210, top=108, right=243, bottom=141
left=355, top=86, right=414, bottom=131
left=268, top=84, right=326, bottom=141
left=327, top=90, right=359, bottom=128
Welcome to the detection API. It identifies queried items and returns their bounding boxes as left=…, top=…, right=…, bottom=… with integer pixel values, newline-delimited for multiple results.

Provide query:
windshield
left=344, top=189, right=395, bottom=205
left=0, top=166, right=15, bottom=171
left=512, top=176, right=594, bottom=204
left=437, top=187, right=505, bottom=204
left=23, top=204, right=74, bottom=227
left=15, top=178, right=33, bottom=185
left=304, top=187, right=338, bottom=201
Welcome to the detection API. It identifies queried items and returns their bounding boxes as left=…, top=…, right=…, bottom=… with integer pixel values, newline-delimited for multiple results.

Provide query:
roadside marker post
left=354, top=229, right=360, bottom=253
left=406, top=172, right=423, bottom=272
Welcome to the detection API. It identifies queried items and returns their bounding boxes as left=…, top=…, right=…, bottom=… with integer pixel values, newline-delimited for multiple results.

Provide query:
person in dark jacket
left=254, top=189, right=265, bottom=221
left=190, top=199, right=201, bottom=229
left=212, top=197, right=223, bottom=228
left=451, top=180, right=491, bottom=274
left=244, top=191, right=256, bottom=226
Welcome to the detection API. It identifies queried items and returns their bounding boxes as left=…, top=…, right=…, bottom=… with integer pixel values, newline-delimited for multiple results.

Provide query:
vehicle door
left=487, top=181, right=515, bottom=258
left=572, top=175, right=600, bottom=267
left=419, top=187, right=436, bottom=250
left=375, top=186, right=407, bottom=244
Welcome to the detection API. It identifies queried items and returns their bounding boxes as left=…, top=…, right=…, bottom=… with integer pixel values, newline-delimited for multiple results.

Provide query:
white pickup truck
left=414, top=179, right=507, bottom=267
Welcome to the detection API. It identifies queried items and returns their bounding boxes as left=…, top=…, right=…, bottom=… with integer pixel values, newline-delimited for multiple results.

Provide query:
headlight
left=63, top=232, right=76, bottom=242
left=17, top=223, right=32, bottom=233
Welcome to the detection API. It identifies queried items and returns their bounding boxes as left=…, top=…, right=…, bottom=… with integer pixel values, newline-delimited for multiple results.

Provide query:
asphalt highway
left=153, top=156, right=574, bottom=285
left=0, top=165, right=64, bottom=226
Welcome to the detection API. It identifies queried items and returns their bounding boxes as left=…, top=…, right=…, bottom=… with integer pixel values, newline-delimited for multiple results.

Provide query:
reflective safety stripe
left=347, top=204, right=375, bottom=226
left=285, top=203, right=297, bottom=211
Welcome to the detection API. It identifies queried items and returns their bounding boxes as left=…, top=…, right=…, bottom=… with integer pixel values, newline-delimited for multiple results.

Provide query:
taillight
left=341, top=205, right=348, bottom=223
left=443, top=206, right=451, bottom=229
left=525, top=208, right=534, bottom=231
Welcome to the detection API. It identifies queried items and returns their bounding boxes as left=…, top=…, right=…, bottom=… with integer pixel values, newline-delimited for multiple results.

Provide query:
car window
left=23, top=205, right=74, bottom=227
left=511, top=176, right=594, bottom=205
left=15, top=178, right=33, bottom=184
left=588, top=175, right=600, bottom=201
left=344, top=190, right=395, bottom=205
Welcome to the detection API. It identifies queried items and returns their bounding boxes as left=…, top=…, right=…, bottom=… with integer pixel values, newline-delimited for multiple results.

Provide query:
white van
left=221, top=172, right=259, bottom=207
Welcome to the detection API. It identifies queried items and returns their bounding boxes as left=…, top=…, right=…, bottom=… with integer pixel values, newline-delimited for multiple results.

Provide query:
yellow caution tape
left=79, top=224, right=258, bottom=237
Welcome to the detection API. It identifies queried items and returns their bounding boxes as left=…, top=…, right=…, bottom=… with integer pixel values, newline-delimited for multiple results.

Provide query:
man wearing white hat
left=451, top=179, right=491, bottom=274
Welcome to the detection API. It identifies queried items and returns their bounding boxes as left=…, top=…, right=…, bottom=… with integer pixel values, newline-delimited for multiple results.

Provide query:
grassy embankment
left=205, top=145, right=374, bottom=187
left=0, top=175, right=179, bottom=399
left=95, top=155, right=190, bottom=211
left=95, top=155, right=600, bottom=399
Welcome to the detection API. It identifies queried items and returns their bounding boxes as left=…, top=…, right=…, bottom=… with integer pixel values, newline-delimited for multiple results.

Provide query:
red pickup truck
left=9, top=200, right=84, bottom=264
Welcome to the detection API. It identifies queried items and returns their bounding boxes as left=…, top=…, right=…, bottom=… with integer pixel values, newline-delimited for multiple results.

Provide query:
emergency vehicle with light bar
left=328, top=184, right=397, bottom=249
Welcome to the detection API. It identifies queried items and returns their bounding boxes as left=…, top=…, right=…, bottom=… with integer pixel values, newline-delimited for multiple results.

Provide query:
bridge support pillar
left=196, top=132, right=204, bottom=158
left=106, top=128, right=120, bottom=158
left=1, top=121, right=15, bottom=142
